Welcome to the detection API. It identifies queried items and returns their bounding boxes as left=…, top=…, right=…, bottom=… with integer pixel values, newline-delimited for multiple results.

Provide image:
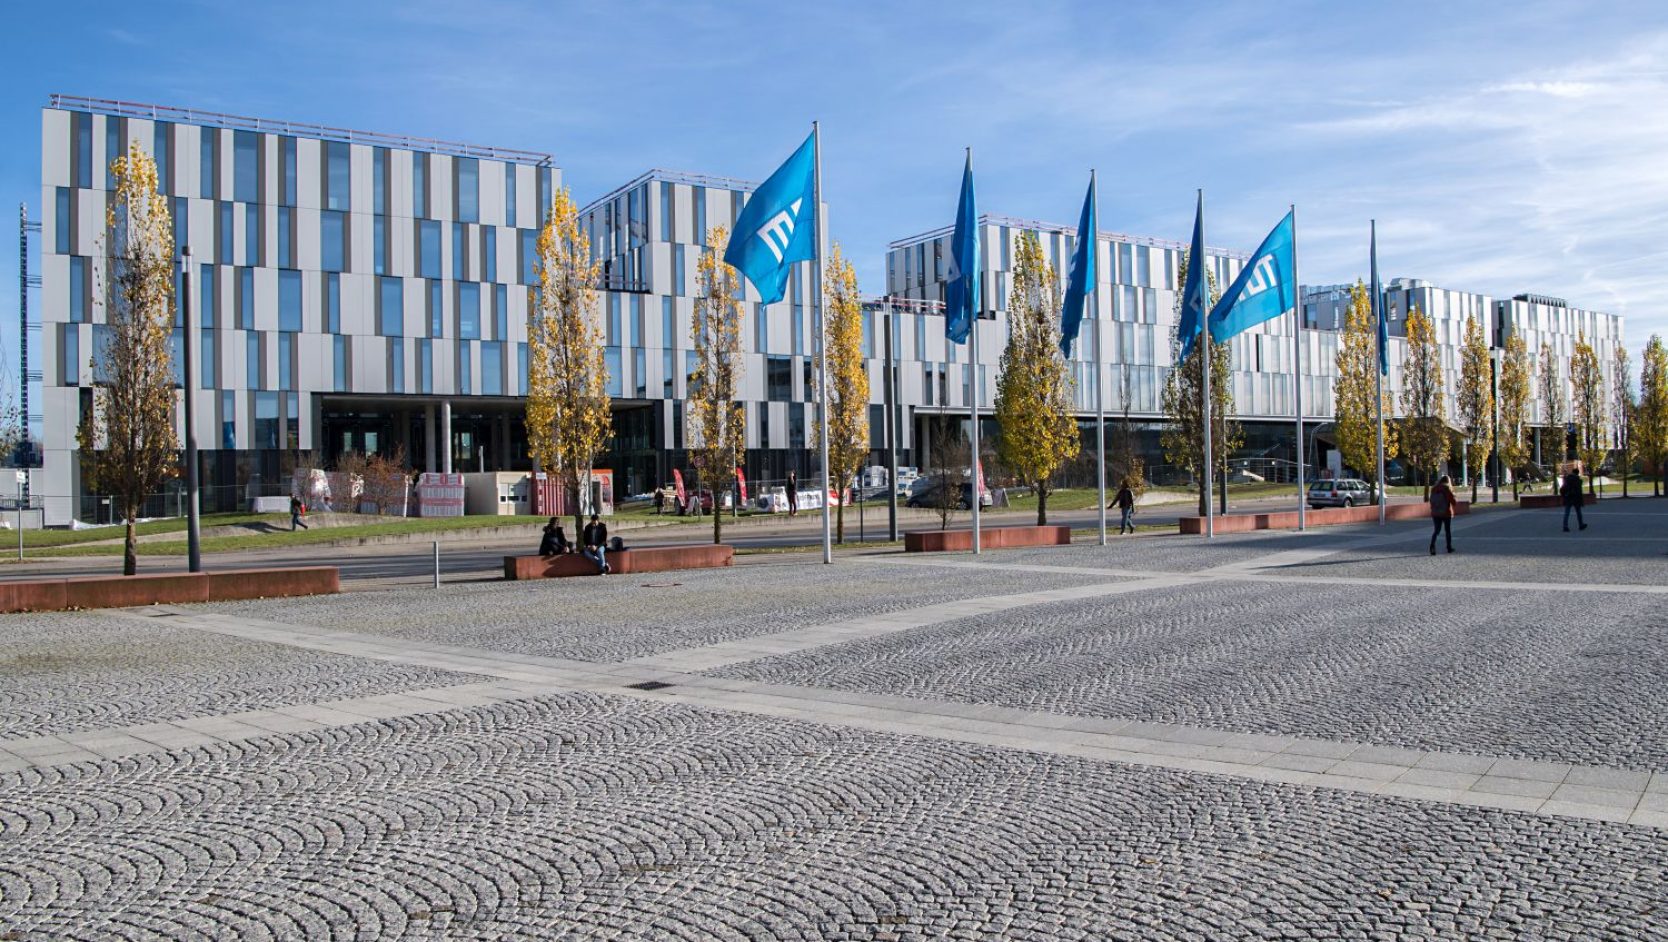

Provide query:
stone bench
left=0, top=566, right=341, bottom=613
left=1179, top=500, right=1470, bottom=534
left=904, top=525, right=1071, bottom=552
left=1519, top=494, right=1596, bottom=509
left=503, top=544, right=735, bottom=579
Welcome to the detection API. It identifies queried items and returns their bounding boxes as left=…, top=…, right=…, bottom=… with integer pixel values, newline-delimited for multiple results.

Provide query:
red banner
left=736, top=467, right=748, bottom=504
left=672, top=468, right=686, bottom=505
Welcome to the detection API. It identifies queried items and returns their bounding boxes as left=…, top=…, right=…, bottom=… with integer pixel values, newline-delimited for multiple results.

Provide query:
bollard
left=433, top=540, right=440, bottom=589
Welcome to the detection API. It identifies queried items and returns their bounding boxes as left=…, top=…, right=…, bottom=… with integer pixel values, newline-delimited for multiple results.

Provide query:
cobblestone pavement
left=949, top=529, right=1369, bottom=573
left=0, top=612, right=477, bottom=742
left=1256, top=503, right=1668, bottom=586
left=711, top=579, right=1668, bottom=771
left=2, top=694, right=1664, bottom=941
left=204, top=560, right=1114, bottom=662
left=5, top=506, right=1668, bottom=938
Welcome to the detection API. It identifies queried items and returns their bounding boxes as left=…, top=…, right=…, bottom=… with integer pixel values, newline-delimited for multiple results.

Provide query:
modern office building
left=1302, top=279, right=1622, bottom=475
left=887, top=216, right=1321, bottom=481
left=39, top=95, right=555, bottom=525
left=32, top=95, right=1625, bottom=524
left=576, top=169, right=830, bottom=496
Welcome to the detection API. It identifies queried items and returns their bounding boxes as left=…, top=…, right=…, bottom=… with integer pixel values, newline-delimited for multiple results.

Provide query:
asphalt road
left=1, top=491, right=1425, bottom=588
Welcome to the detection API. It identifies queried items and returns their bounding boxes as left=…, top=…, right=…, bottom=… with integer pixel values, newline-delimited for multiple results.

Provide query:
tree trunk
left=123, top=517, right=137, bottom=576
left=1197, top=473, right=1207, bottom=517
left=836, top=497, right=844, bottom=544
left=1036, top=485, right=1047, bottom=526
left=571, top=476, right=584, bottom=552
left=713, top=493, right=722, bottom=545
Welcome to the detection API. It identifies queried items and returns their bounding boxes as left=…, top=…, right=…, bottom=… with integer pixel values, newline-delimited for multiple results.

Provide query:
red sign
left=672, top=468, right=686, bottom=505
left=736, top=467, right=748, bottom=504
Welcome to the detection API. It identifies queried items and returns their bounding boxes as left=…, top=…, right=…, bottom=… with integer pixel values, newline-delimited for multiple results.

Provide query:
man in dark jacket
left=582, top=514, right=610, bottom=573
left=1561, top=468, right=1588, bottom=532
left=1429, top=475, right=1457, bottom=555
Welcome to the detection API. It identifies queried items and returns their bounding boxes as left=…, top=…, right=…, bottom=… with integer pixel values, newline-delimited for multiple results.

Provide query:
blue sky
left=2, top=0, right=1666, bottom=404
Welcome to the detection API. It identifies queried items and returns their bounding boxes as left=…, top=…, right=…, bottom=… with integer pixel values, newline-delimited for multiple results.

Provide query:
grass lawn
left=17, top=513, right=584, bottom=558
left=12, top=512, right=286, bottom=548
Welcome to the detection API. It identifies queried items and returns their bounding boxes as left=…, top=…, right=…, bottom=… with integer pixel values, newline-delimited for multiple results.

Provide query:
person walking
left=786, top=470, right=799, bottom=518
left=653, top=487, right=665, bottom=516
left=289, top=494, right=309, bottom=532
left=582, top=513, right=610, bottom=574
left=1428, top=474, right=1456, bottom=555
left=1561, top=466, right=1588, bottom=532
left=1112, top=483, right=1136, bottom=535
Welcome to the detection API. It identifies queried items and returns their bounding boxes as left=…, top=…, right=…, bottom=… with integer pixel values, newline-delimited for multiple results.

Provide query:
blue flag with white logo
left=945, top=154, right=979, bottom=345
left=1060, top=174, right=1096, bottom=358
left=1177, top=193, right=1208, bottom=362
left=1370, top=222, right=1388, bottom=375
left=1208, top=210, right=1294, bottom=343
left=723, top=130, right=816, bottom=305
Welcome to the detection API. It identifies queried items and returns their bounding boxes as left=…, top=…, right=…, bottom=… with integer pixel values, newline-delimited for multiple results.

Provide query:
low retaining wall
left=206, top=567, right=341, bottom=601
left=1179, top=501, right=1471, bottom=534
left=504, top=544, right=735, bottom=580
left=0, top=566, right=342, bottom=613
left=1519, top=494, right=1596, bottom=509
left=904, top=525, right=1072, bottom=553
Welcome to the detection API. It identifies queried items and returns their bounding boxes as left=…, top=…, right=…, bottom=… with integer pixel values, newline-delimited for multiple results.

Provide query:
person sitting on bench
left=582, top=514, right=610, bottom=574
left=538, top=518, right=571, bottom=556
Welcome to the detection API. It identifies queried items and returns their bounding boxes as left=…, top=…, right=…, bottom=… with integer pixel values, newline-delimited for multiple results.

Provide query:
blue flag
left=723, top=130, right=816, bottom=305
left=1060, top=173, right=1097, bottom=358
left=1370, top=222, right=1388, bottom=375
left=1208, top=210, right=1294, bottom=343
left=1177, top=192, right=1208, bottom=361
left=945, top=153, right=979, bottom=345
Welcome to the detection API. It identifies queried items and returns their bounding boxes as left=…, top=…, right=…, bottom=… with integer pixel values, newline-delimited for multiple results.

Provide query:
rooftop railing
left=48, top=94, right=554, bottom=166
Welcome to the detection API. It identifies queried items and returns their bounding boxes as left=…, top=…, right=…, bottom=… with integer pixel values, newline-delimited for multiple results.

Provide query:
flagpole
left=1092, top=170, right=1107, bottom=546
left=1199, top=191, right=1214, bottom=539
left=813, top=121, right=833, bottom=563
left=1373, top=219, right=1386, bottom=527
left=1292, top=204, right=1305, bottom=531
left=968, top=152, right=981, bottom=555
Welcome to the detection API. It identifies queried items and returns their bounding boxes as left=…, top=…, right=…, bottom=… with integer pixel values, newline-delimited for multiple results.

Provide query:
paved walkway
left=4, top=503, right=1666, bottom=939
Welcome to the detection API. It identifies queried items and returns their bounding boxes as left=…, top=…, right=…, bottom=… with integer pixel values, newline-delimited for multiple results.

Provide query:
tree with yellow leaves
left=1638, top=336, right=1668, bottom=495
left=76, top=143, right=177, bottom=576
left=689, top=226, right=745, bottom=545
left=818, top=245, right=868, bottom=543
left=1333, top=281, right=1397, bottom=497
left=1538, top=342, right=1568, bottom=469
left=1398, top=305, right=1449, bottom=493
left=1612, top=345, right=1635, bottom=497
left=1456, top=312, right=1493, bottom=503
left=995, top=232, right=1080, bottom=525
left=1570, top=331, right=1606, bottom=495
left=1497, top=330, right=1532, bottom=498
left=526, top=188, right=610, bottom=540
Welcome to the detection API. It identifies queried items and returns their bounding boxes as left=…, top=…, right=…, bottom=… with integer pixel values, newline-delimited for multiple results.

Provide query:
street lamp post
left=1490, top=348, right=1501, bottom=503
left=182, top=246, right=202, bottom=572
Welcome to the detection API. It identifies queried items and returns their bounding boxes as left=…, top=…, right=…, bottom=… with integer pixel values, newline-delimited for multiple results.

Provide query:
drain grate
left=624, top=680, right=675, bottom=691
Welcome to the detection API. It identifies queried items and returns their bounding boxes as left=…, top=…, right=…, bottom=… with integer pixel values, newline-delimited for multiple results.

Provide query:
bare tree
left=926, top=422, right=970, bottom=531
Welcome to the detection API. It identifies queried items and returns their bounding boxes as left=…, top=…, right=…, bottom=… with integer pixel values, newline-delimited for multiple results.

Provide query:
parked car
left=905, top=477, right=993, bottom=510
left=1307, top=478, right=1380, bottom=508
